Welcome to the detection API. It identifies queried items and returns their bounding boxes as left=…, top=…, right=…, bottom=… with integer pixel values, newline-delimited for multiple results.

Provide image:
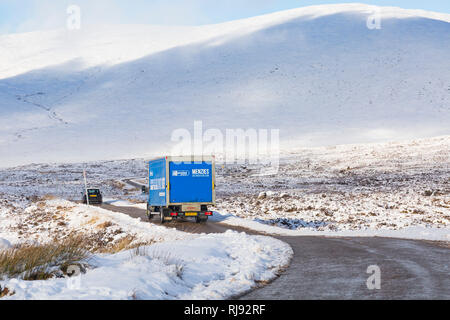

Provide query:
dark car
left=82, top=188, right=103, bottom=205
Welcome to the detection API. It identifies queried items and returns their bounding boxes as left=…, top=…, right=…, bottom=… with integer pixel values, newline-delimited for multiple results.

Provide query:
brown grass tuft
left=0, top=285, right=15, bottom=298
left=101, top=236, right=136, bottom=254
left=97, top=235, right=155, bottom=254
left=0, top=236, right=91, bottom=281
left=96, top=221, right=114, bottom=229
left=42, top=195, right=57, bottom=201
left=109, top=180, right=126, bottom=190
left=85, top=216, right=100, bottom=225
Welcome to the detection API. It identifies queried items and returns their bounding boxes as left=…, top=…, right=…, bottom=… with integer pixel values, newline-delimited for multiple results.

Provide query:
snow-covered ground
left=104, top=198, right=147, bottom=210
left=1, top=135, right=449, bottom=242
left=4, top=232, right=290, bottom=300
left=0, top=135, right=448, bottom=298
left=1, top=4, right=449, bottom=167
left=212, top=135, right=450, bottom=241
left=211, top=212, right=450, bottom=242
left=0, top=199, right=292, bottom=299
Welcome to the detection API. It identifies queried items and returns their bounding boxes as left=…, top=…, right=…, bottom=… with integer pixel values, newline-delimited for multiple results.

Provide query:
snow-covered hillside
left=1, top=4, right=449, bottom=167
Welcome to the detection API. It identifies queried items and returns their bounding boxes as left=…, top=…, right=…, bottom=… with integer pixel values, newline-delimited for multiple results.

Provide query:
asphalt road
left=101, top=203, right=450, bottom=300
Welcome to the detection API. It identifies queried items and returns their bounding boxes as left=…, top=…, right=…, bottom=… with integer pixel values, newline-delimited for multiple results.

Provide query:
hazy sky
left=0, top=0, right=449, bottom=34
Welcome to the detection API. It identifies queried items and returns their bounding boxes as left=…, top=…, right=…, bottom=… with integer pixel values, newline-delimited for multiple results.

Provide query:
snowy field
left=213, top=135, right=450, bottom=241
left=1, top=135, right=449, bottom=240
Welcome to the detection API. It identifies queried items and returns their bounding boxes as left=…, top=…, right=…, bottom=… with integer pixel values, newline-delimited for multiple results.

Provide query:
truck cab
left=146, top=156, right=215, bottom=223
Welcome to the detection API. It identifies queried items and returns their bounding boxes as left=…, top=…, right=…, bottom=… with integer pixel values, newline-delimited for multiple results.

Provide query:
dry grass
left=41, top=195, right=57, bottom=201
left=96, top=221, right=114, bottom=229
left=0, top=285, right=15, bottom=298
left=108, top=180, right=126, bottom=190
left=131, top=245, right=148, bottom=257
left=101, top=236, right=136, bottom=254
left=126, top=247, right=185, bottom=278
left=129, top=289, right=138, bottom=300
left=96, top=235, right=155, bottom=254
left=0, top=236, right=91, bottom=281
left=126, top=198, right=144, bottom=204
left=36, top=202, right=46, bottom=209
left=146, top=250, right=185, bottom=279
left=84, top=217, right=115, bottom=230
left=84, top=216, right=100, bottom=225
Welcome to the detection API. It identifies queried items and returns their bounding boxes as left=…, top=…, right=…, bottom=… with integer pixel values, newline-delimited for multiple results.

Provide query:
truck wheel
left=196, top=216, right=208, bottom=223
left=147, top=205, right=153, bottom=221
left=160, top=208, right=165, bottom=224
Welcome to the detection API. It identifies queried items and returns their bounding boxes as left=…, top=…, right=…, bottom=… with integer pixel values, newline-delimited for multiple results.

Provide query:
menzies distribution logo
left=172, top=170, right=190, bottom=177
left=192, top=168, right=210, bottom=177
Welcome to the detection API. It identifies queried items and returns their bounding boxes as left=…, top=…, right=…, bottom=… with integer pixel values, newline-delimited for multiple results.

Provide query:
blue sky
left=0, top=0, right=449, bottom=34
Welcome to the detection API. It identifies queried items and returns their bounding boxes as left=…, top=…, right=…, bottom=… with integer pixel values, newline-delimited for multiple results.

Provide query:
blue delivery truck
left=146, top=156, right=215, bottom=223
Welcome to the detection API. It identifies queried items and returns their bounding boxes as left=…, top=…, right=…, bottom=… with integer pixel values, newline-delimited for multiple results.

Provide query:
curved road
left=102, top=203, right=450, bottom=300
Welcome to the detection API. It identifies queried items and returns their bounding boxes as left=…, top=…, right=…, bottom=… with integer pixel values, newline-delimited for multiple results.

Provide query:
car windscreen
left=87, top=189, right=100, bottom=194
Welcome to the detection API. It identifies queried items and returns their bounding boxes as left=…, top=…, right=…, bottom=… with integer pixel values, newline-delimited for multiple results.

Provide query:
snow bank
left=104, top=199, right=147, bottom=210
left=211, top=211, right=450, bottom=242
left=1, top=231, right=291, bottom=300
left=0, top=199, right=292, bottom=299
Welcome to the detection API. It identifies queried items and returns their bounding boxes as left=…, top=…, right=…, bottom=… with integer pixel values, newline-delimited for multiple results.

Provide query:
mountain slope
left=0, top=4, right=449, bottom=167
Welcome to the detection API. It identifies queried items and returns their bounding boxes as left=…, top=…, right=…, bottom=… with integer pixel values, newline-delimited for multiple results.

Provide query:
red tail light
left=204, top=211, right=213, bottom=216
left=170, top=212, right=178, bottom=216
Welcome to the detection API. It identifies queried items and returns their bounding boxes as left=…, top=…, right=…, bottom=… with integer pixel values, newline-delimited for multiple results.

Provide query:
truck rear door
left=169, top=160, right=213, bottom=203
left=148, top=158, right=167, bottom=206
